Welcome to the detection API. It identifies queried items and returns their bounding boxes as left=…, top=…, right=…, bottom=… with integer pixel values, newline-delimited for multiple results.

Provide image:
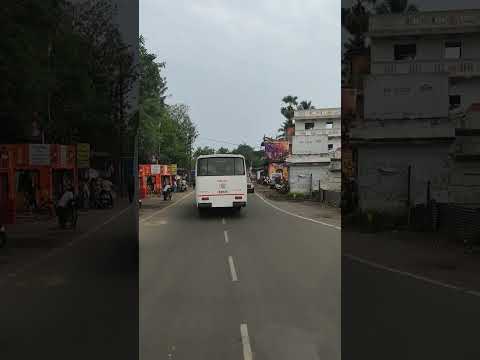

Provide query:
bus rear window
left=197, top=157, right=245, bottom=176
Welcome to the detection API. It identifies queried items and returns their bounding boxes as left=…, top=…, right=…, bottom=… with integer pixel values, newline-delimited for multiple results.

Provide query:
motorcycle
left=278, top=181, right=290, bottom=194
left=163, top=188, right=173, bottom=201
left=179, top=182, right=187, bottom=192
left=58, top=198, right=78, bottom=229
left=98, top=189, right=114, bottom=209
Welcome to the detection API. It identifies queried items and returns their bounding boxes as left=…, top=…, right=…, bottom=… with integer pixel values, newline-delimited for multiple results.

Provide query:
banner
left=29, top=144, right=50, bottom=166
left=151, top=164, right=161, bottom=175
left=264, top=140, right=289, bottom=161
left=268, top=163, right=288, bottom=179
left=77, top=143, right=90, bottom=168
left=168, top=164, right=177, bottom=175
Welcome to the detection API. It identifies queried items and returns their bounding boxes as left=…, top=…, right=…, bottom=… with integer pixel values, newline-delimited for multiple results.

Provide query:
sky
left=140, top=0, right=341, bottom=150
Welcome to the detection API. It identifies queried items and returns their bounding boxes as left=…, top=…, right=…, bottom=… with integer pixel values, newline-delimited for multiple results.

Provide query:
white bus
left=195, top=154, right=248, bottom=212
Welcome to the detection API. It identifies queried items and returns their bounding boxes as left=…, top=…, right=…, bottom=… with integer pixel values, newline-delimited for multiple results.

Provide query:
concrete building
left=351, top=9, right=480, bottom=215
left=286, top=108, right=341, bottom=194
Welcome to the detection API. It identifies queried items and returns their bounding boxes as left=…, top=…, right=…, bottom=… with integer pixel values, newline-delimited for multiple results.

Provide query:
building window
left=394, top=44, right=416, bottom=61
left=328, top=144, right=333, bottom=151
left=445, top=41, right=462, bottom=59
left=449, top=95, right=461, bottom=110
left=325, top=121, right=333, bottom=129
left=305, top=122, right=314, bottom=130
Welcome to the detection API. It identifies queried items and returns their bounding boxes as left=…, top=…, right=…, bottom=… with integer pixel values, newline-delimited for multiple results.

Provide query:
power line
left=196, top=136, right=262, bottom=150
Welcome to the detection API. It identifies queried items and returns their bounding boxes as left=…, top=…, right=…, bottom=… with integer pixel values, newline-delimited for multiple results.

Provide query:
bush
left=287, top=192, right=307, bottom=200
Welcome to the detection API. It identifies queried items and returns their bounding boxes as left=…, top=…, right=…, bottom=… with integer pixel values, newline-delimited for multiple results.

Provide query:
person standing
left=56, top=185, right=74, bottom=228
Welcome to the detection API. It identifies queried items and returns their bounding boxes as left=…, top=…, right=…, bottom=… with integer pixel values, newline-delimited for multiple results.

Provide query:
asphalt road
left=140, top=193, right=341, bottom=360
left=0, top=204, right=139, bottom=360
left=342, top=255, right=480, bottom=360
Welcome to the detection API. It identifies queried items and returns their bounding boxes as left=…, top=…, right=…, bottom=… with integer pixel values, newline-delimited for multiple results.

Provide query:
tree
left=231, top=144, right=265, bottom=169
left=279, top=95, right=298, bottom=137
left=373, top=0, right=418, bottom=14
left=216, top=147, right=230, bottom=154
left=297, top=100, right=314, bottom=110
left=193, top=146, right=215, bottom=158
left=138, top=36, right=197, bottom=166
left=139, top=35, right=167, bottom=104
left=1, top=0, right=136, bottom=148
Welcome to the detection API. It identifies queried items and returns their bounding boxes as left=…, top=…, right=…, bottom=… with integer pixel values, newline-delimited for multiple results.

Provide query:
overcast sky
left=140, top=0, right=341, bottom=150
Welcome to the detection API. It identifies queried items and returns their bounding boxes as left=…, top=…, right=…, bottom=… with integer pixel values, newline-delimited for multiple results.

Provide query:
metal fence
left=438, top=203, right=480, bottom=247
left=411, top=202, right=480, bottom=247
left=313, top=189, right=341, bottom=207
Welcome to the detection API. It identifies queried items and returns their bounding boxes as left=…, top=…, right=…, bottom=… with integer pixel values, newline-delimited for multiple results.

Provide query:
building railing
left=294, top=108, right=341, bottom=119
left=369, top=10, right=480, bottom=36
left=371, top=59, right=480, bottom=78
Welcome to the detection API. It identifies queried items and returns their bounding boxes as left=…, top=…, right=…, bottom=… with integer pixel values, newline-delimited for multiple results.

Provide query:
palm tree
left=371, top=0, right=418, bottom=14
left=279, top=95, right=298, bottom=137
left=297, top=100, right=314, bottom=110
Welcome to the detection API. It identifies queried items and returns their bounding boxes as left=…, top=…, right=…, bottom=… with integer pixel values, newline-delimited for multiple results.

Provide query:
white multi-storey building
left=286, top=108, right=341, bottom=194
left=351, top=9, right=480, bottom=214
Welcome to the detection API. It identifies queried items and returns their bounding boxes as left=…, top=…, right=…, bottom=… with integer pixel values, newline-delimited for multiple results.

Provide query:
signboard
left=77, top=143, right=90, bottom=168
left=29, top=144, right=50, bottom=166
left=151, top=164, right=161, bottom=175
left=364, top=73, right=449, bottom=120
left=268, top=163, right=288, bottom=178
left=264, top=140, right=289, bottom=161
left=60, top=145, right=68, bottom=167
left=168, top=164, right=177, bottom=175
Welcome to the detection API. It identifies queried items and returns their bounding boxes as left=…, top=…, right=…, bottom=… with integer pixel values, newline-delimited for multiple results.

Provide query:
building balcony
left=294, top=108, right=341, bottom=120
left=369, top=10, right=480, bottom=37
left=371, top=59, right=480, bottom=78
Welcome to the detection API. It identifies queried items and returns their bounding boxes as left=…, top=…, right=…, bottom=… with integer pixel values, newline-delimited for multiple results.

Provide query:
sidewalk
left=139, top=190, right=193, bottom=220
left=255, top=184, right=341, bottom=228
left=343, top=227, right=480, bottom=292
left=0, top=197, right=131, bottom=276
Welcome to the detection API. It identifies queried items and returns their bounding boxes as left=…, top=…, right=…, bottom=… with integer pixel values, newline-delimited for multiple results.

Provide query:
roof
left=196, top=154, right=245, bottom=159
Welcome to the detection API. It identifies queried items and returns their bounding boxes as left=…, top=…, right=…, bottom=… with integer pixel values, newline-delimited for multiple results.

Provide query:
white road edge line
left=140, top=192, right=193, bottom=223
left=228, top=256, right=238, bottom=282
left=240, top=323, right=253, bottom=360
left=0, top=203, right=132, bottom=287
left=344, top=253, right=480, bottom=297
left=255, top=192, right=341, bottom=230
left=224, top=230, right=229, bottom=244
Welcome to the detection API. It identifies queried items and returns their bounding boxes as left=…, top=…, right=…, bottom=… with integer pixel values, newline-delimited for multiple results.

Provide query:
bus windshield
left=197, top=157, right=245, bottom=176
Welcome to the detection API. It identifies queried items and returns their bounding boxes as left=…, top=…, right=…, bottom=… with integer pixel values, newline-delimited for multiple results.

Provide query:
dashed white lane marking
left=255, top=192, right=341, bottom=230
left=228, top=256, right=238, bottom=282
left=224, top=230, right=229, bottom=244
left=140, top=192, right=193, bottom=223
left=222, top=218, right=226, bottom=225
left=344, top=253, right=480, bottom=297
left=240, top=324, right=253, bottom=360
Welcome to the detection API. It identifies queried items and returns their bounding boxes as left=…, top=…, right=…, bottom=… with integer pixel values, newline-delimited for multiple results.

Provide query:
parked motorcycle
left=98, top=189, right=114, bottom=209
left=278, top=181, right=290, bottom=194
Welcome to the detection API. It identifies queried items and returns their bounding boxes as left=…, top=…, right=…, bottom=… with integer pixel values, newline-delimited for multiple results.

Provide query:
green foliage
left=1, top=0, right=137, bottom=154
left=279, top=95, right=298, bottom=137
left=138, top=37, right=197, bottom=167
left=297, top=100, right=314, bottom=110
left=193, top=146, right=216, bottom=158
left=216, top=147, right=230, bottom=154
left=287, top=192, right=307, bottom=200
left=231, top=144, right=264, bottom=169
